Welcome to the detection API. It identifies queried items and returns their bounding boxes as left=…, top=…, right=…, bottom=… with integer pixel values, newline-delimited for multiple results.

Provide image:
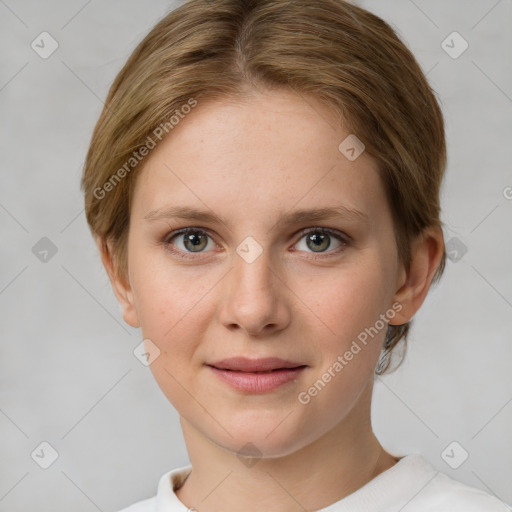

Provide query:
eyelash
left=162, top=227, right=351, bottom=261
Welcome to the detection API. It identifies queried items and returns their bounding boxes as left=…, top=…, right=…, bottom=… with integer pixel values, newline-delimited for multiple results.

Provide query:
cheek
left=296, top=259, right=392, bottom=340
left=296, top=268, right=386, bottom=420
left=293, top=253, right=395, bottom=400
left=130, top=244, right=211, bottom=334
left=128, top=266, right=210, bottom=398
left=130, top=253, right=214, bottom=405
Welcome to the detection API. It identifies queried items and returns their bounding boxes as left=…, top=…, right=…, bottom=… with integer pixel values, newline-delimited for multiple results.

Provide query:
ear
left=96, top=237, right=140, bottom=328
left=389, top=226, right=444, bottom=325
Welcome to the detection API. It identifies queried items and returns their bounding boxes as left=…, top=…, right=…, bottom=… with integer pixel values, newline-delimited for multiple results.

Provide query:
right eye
left=163, top=227, right=218, bottom=258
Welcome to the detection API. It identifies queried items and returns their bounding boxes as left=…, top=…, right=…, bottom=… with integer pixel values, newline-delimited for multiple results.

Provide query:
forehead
left=132, top=89, right=387, bottom=225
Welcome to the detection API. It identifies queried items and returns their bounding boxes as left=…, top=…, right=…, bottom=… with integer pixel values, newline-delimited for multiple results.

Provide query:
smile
left=206, top=357, right=308, bottom=393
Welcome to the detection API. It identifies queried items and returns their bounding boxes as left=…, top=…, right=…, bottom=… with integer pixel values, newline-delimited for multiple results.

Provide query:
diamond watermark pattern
left=133, top=338, right=161, bottom=366
left=441, top=31, right=468, bottom=59
left=237, top=442, right=262, bottom=468
left=445, top=237, right=468, bottom=263
left=441, top=441, right=469, bottom=469
left=236, top=236, right=263, bottom=264
left=32, top=237, right=58, bottom=263
left=31, top=441, right=59, bottom=469
left=338, top=134, right=365, bottom=161
left=31, top=32, right=59, bottom=59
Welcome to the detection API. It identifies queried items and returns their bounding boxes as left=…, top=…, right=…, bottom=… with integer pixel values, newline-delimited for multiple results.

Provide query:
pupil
left=185, top=232, right=206, bottom=251
left=308, top=233, right=329, bottom=252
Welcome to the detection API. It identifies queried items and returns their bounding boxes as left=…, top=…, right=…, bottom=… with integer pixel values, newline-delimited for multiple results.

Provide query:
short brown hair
left=81, top=0, right=447, bottom=374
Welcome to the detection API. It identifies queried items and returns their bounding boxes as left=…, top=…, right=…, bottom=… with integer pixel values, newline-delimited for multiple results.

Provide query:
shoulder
left=114, top=465, right=192, bottom=512
left=116, top=496, right=156, bottom=512
left=417, top=472, right=511, bottom=511
left=392, top=455, right=511, bottom=511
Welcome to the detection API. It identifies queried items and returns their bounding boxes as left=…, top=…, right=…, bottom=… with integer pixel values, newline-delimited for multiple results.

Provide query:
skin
left=99, top=88, right=444, bottom=512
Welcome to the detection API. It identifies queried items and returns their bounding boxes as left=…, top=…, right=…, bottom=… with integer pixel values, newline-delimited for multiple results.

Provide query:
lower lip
left=207, top=366, right=306, bottom=393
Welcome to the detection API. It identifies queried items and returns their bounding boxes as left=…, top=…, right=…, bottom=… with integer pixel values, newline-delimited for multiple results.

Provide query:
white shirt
left=118, top=453, right=511, bottom=511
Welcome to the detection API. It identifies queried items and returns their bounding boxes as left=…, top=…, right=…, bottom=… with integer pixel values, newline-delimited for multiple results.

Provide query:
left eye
left=295, top=229, right=346, bottom=254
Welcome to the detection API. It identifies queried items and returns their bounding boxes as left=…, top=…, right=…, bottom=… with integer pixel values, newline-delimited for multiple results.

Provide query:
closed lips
left=207, top=357, right=308, bottom=393
left=211, top=367, right=306, bottom=373
left=207, top=357, right=307, bottom=373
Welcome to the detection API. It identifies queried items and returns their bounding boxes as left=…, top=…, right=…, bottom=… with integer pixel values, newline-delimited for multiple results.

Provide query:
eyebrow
left=143, top=205, right=369, bottom=229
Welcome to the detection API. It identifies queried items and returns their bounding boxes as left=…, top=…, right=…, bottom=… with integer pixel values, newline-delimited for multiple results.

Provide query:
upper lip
left=207, top=357, right=306, bottom=372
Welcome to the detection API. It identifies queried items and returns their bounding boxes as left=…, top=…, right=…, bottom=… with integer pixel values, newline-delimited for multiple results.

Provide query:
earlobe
left=96, top=237, right=140, bottom=329
left=389, top=226, right=445, bottom=325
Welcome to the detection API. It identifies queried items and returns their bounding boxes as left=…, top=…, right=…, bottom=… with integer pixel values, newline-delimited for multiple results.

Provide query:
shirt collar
left=155, top=464, right=192, bottom=511
left=154, top=454, right=437, bottom=511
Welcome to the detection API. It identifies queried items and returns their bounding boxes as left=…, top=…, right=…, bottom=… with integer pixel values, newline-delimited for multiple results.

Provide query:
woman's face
left=117, top=89, right=406, bottom=458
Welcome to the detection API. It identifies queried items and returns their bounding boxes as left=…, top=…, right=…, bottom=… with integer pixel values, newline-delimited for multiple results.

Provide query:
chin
left=212, top=418, right=319, bottom=462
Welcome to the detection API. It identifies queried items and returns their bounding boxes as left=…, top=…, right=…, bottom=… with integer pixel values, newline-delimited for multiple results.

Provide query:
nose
left=217, top=245, right=292, bottom=337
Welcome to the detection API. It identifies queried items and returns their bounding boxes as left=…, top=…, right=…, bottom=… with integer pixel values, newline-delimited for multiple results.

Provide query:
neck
left=175, top=385, right=398, bottom=512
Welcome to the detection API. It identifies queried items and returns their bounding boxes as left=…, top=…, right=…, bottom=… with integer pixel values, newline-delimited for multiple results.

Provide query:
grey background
left=1, top=1, right=511, bottom=511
